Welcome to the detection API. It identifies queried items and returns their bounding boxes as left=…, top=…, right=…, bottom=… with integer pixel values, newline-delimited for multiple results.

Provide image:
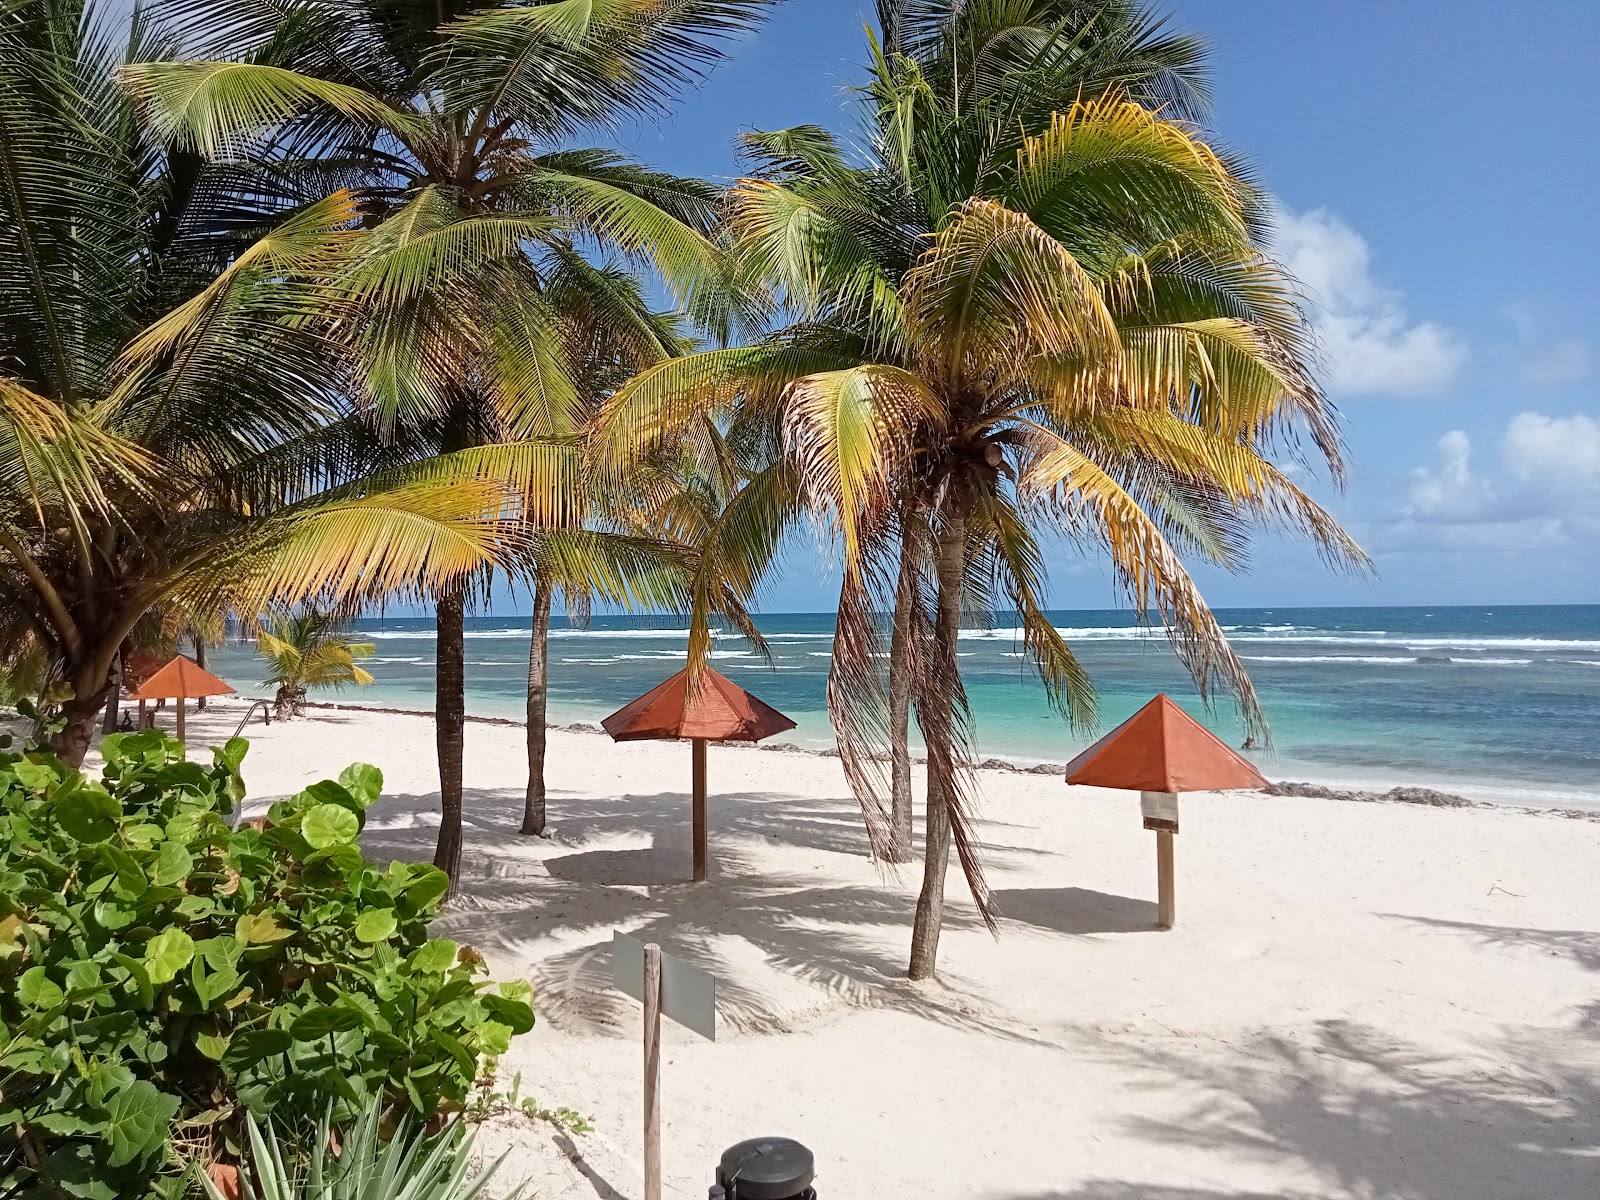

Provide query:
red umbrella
left=126, top=655, right=235, bottom=745
left=602, top=667, right=796, bottom=881
left=1064, top=694, right=1266, bottom=928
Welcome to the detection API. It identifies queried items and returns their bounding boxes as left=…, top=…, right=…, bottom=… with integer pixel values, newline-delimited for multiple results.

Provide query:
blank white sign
left=612, top=930, right=718, bottom=1042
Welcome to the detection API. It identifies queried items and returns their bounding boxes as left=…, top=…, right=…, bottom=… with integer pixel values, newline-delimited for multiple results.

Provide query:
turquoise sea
left=206, top=605, right=1600, bottom=809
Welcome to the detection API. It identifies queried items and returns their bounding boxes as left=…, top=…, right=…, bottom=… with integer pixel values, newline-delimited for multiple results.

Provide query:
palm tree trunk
left=56, top=663, right=112, bottom=768
left=433, top=583, right=467, bottom=881
left=102, top=657, right=122, bottom=736
left=521, top=579, right=553, bottom=836
left=886, top=528, right=917, bottom=863
left=907, top=506, right=966, bottom=981
left=195, top=637, right=208, bottom=711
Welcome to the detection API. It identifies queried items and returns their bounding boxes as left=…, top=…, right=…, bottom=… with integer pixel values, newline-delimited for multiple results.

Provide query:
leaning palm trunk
left=522, top=580, right=554, bottom=836
left=908, top=505, right=967, bottom=980
left=433, top=584, right=468, bottom=882
left=886, top=531, right=918, bottom=863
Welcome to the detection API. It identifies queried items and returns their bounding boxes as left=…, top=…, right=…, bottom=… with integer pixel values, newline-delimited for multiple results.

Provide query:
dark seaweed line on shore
left=292, top=700, right=1600, bottom=822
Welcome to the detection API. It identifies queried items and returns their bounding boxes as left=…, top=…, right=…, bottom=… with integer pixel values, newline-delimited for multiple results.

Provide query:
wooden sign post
left=642, top=944, right=662, bottom=1199
left=1141, top=790, right=1179, bottom=930
left=613, top=931, right=717, bottom=1200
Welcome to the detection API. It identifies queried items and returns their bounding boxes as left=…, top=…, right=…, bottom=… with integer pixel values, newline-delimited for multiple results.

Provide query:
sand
left=132, top=698, right=1600, bottom=1200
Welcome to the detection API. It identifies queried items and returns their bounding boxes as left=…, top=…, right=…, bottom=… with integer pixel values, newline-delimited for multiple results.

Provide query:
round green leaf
left=55, top=785, right=120, bottom=843
left=290, top=1006, right=363, bottom=1040
left=408, top=938, right=458, bottom=975
left=301, top=802, right=359, bottom=849
left=353, top=909, right=397, bottom=943
left=221, top=1028, right=291, bottom=1070
left=194, top=1030, right=230, bottom=1061
left=482, top=992, right=536, bottom=1035
left=337, top=763, right=383, bottom=808
left=235, top=913, right=294, bottom=945
left=143, top=927, right=194, bottom=985
left=18, top=965, right=63, bottom=1009
left=150, top=841, right=193, bottom=887
left=400, top=867, right=450, bottom=913
left=105, top=1079, right=179, bottom=1168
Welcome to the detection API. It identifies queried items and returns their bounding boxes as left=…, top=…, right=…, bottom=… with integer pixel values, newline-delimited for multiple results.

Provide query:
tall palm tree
left=0, top=0, right=521, bottom=766
left=601, top=8, right=1368, bottom=977
left=256, top=608, right=377, bottom=718
left=128, top=0, right=776, bottom=879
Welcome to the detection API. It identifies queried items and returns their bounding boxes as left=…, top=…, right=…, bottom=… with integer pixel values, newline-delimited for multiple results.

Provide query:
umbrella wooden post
left=691, top=737, right=708, bottom=882
left=1155, top=829, right=1175, bottom=929
left=175, top=698, right=186, bottom=746
left=642, top=943, right=662, bottom=1200
left=1141, top=790, right=1180, bottom=930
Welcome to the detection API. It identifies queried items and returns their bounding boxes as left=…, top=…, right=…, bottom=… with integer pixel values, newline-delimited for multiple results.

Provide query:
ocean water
left=205, top=605, right=1600, bottom=809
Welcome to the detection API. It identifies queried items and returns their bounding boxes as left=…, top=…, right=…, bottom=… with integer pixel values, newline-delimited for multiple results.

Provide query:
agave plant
left=256, top=609, right=378, bottom=719
left=600, top=1, right=1369, bottom=977
left=203, top=1100, right=507, bottom=1200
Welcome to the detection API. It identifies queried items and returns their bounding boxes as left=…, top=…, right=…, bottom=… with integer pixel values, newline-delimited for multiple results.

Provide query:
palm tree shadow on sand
left=356, top=782, right=1090, bottom=1045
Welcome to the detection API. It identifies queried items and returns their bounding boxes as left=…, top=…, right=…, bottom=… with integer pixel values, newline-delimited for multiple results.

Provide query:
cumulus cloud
left=1393, top=412, right=1600, bottom=550
left=1274, top=207, right=1466, bottom=397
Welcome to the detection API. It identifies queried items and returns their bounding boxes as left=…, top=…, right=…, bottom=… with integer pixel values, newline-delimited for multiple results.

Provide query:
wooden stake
left=691, top=737, right=708, bottom=882
left=642, top=943, right=662, bottom=1200
left=1156, top=828, right=1175, bottom=929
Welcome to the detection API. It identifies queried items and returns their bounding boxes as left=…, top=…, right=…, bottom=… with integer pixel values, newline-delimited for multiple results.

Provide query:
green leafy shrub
left=0, top=731, right=534, bottom=1199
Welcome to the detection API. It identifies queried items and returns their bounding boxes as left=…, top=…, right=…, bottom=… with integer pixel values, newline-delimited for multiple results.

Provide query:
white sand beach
left=134, top=699, right=1600, bottom=1200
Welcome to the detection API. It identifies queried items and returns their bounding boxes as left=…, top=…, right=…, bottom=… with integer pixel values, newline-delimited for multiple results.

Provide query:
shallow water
left=206, top=605, right=1600, bottom=808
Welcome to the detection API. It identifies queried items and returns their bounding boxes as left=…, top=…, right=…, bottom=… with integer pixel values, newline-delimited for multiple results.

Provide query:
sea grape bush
left=0, top=731, right=534, bottom=1199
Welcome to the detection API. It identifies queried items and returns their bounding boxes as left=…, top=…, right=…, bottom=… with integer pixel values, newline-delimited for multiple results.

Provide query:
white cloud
left=1274, top=207, right=1466, bottom=397
left=1406, top=430, right=1491, bottom=520
left=1390, top=412, right=1600, bottom=551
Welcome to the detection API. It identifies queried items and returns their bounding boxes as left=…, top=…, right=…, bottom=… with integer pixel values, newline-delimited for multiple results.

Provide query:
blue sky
left=606, top=0, right=1600, bottom=612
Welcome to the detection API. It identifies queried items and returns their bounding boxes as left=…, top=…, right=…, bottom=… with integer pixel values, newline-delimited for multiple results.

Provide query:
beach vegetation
left=0, top=731, right=531, bottom=1197
left=599, top=1, right=1370, bottom=977
left=125, top=0, right=781, bottom=880
left=255, top=610, right=378, bottom=720
left=201, top=1096, right=503, bottom=1200
left=0, top=1, right=523, bottom=770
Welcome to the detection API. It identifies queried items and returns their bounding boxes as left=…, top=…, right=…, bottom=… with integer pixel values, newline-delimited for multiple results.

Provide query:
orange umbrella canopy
left=1063, top=693, right=1267, bottom=793
left=125, top=655, right=236, bottom=702
left=602, top=667, right=796, bottom=743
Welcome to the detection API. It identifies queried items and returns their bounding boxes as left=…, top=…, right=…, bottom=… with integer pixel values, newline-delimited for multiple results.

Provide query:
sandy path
left=147, top=699, right=1600, bottom=1200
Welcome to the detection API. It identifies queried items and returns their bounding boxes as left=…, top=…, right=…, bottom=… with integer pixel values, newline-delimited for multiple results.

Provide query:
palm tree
left=127, top=0, right=776, bottom=878
left=601, top=6, right=1368, bottom=977
left=256, top=609, right=377, bottom=718
left=0, top=1, right=521, bottom=767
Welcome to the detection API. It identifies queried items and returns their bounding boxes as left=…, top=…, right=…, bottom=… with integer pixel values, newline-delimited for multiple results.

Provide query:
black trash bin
left=713, top=1137, right=815, bottom=1200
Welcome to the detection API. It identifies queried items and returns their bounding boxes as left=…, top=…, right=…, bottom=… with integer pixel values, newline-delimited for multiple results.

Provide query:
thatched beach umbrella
left=1064, top=693, right=1266, bottom=929
left=126, top=655, right=235, bottom=746
left=602, top=666, right=796, bottom=882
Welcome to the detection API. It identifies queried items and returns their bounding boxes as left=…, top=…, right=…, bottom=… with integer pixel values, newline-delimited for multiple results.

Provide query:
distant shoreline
left=283, top=697, right=1600, bottom=823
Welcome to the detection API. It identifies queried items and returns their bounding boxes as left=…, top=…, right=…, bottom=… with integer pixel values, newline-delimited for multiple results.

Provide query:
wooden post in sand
left=1141, top=791, right=1179, bottom=930
left=613, top=931, right=717, bottom=1200
left=642, top=943, right=663, bottom=1200
left=691, top=738, right=708, bottom=882
left=175, top=697, right=186, bottom=745
left=1155, top=828, right=1176, bottom=929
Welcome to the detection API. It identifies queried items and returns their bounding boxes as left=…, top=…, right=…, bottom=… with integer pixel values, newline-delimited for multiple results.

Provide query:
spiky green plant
left=203, top=1099, right=507, bottom=1200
